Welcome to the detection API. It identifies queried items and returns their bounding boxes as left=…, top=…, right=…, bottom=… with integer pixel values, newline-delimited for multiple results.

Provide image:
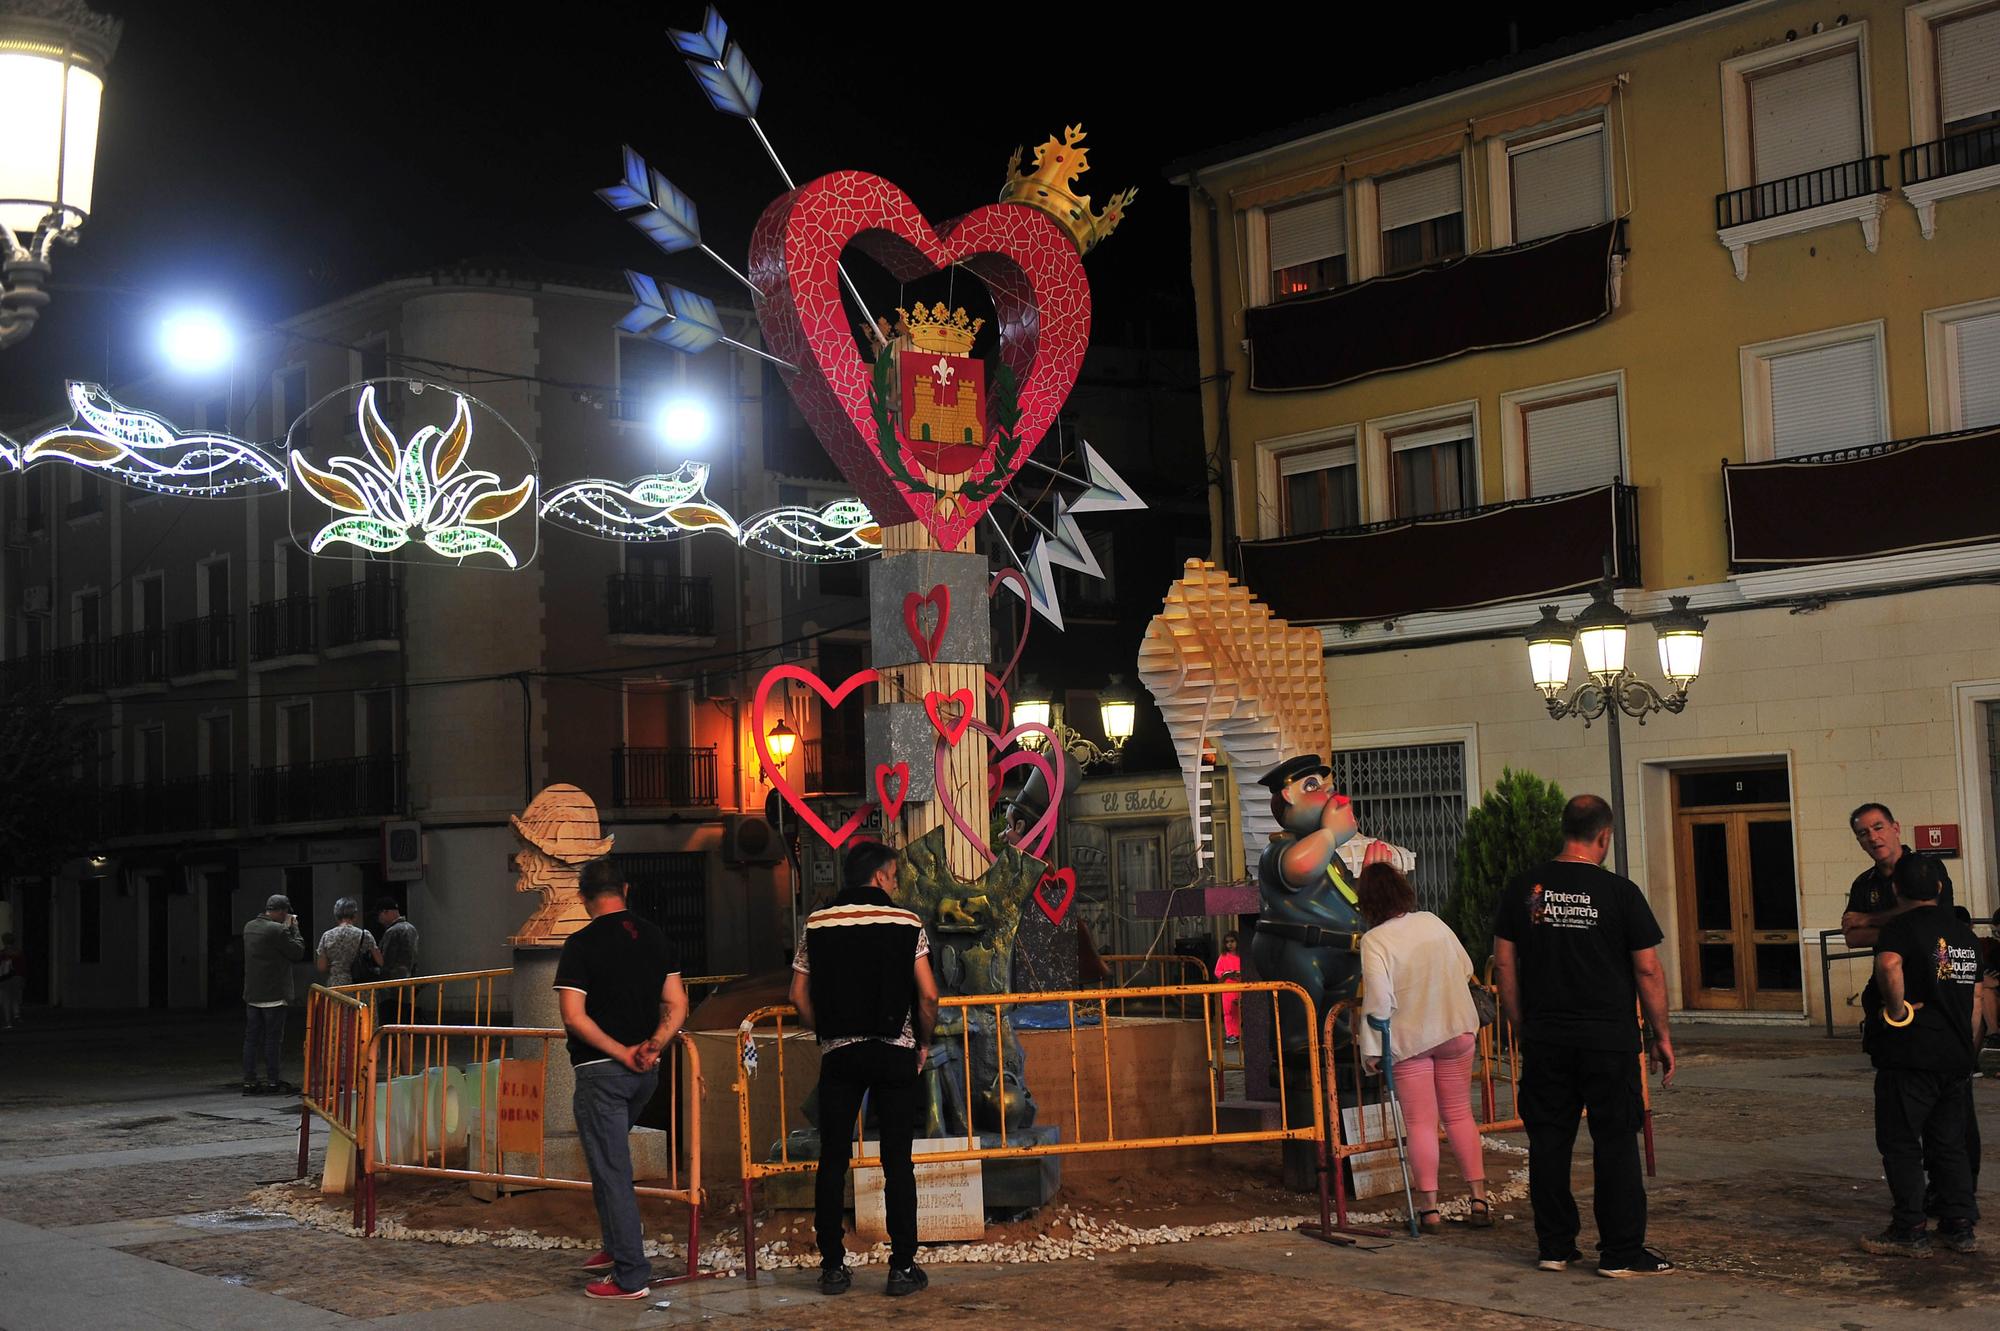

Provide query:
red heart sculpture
left=924, top=688, right=978, bottom=746
left=1033, top=868, right=1078, bottom=927
left=753, top=664, right=879, bottom=850
left=874, top=761, right=910, bottom=822
left=902, top=585, right=949, bottom=663
left=750, top=172, right=1092, bottom=551
left=986, top=566, right=1031, bottom=694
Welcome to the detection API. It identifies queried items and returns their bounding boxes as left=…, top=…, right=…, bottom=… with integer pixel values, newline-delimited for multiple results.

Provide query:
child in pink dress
left=1216, top=931, right=1243, bottom=1043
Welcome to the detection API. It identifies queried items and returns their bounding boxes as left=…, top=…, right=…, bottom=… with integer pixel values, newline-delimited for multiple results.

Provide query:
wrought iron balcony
left=1902, top=122, right=2000, bottom=186
left=171, top=613, right=236, bottom=676
left=251, top=595, right=318, bottom=661
left=59, top=641, right=110, bottom=694
left=607, top=573, right=715, bottom=638
left=100, top=774, right=240, bottom=838
left=252, top=754, right=405, bottom=825
left=611, top=746, right=719, bottom=808
left=1714, top=155, right=1888, bottom=228
left=326, top=578, right=403, bottom=649
left=108, top=629, right=168, bottom=690
left=1239, top=483, right=1640, bottom=624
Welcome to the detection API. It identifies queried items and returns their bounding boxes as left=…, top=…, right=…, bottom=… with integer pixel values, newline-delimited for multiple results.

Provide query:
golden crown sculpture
left=1001, top=124, right=1136, bottom=254
left=898, top=302, right=985, bottom=356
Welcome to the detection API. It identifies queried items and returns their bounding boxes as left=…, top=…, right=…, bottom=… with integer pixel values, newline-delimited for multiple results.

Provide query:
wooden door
left=1674, top=809, right=1802, bottom=1011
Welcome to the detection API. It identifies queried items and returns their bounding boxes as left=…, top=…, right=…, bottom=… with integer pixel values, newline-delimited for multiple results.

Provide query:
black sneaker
left=241, top=1082, right=265, bottom=1096
left=1857, top=1226, right=1933, bottom=1258
left=885, top=1264, right=928, bottom=1297
left=1597, top=1249, right=1675, bottom=1278
left=1936, top=1222, right=1979, bottom=1255
left=816, top=1265, right=851, bottom=1296
left=1536, top=1247, right=1585, bottom=1271
left=266, top=1080, right=299, bottom=1096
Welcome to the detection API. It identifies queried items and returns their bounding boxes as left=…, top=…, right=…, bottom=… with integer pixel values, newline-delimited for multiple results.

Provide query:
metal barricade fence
left=1094, top=954, right=1212, bottom=1019
left=300, top=984, right=371, bottom=1179
left=732, top=980, right=1339, bottom=1281
left=351, top=1022, right=718, bottom=1286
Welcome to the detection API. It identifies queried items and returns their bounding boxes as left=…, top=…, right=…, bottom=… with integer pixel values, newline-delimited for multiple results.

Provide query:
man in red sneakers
left=555, top=860, right=688, bottom=1299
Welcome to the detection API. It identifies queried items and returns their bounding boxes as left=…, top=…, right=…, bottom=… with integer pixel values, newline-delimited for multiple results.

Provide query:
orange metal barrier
left=351, top=1022, right=720, bottom=1286
left=298, top=984, right=371, bottom=1180
left=1093, top=954, right=1213, bottom=1019
left=732, top=980, right=1342, bottom=1280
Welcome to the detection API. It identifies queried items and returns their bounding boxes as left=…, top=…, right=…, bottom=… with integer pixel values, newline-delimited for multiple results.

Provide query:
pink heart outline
left=986, top=566, right=1031, bottom=695
left=924, top=688, right=978, bottom=746
left=749, top=172, right=1092, bottom=551
left=753, top=664, right=879, bottom=850
left=1033, top=868, right=1078, bottom=927
left=933, top=719, right=1064, bottom=865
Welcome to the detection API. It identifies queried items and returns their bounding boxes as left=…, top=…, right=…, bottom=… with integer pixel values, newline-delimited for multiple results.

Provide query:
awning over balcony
left=1244, top=220, right=1624, bottom=392
left=1724, top=426, right=2000, bottom=569
left=1239, top=483, right=1637, bottom=624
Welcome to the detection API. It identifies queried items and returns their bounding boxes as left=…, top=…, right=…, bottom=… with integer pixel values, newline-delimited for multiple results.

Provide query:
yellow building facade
left=1174, top=0, right=2000, bottom=1026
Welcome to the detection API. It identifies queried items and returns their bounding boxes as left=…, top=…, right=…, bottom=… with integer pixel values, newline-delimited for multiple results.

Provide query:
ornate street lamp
left=0, top=0, right=120, bottom=350
left=763, top=718, right=797, bottom=771
left=1524, top=581, right=1708, bottom=875
left=1010, top=674, right=1132, bottom=771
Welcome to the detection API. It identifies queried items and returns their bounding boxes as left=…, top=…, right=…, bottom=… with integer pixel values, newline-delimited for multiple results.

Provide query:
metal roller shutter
left=1750, top=49, right=1864, bottom=182
left=1378, top=160, right=1463, bottom=230
left=1768, top=337, right=1884, bottom=457
left=1940, top=7, right=2000, bottom=127
left=1267, top=193, right=1346, bottom=270
left=1956, top=311, right=2000, bottom=429
left=1511, top=127, right=1610, bottom=242
left=1524, top=391, right=1622, bottom=496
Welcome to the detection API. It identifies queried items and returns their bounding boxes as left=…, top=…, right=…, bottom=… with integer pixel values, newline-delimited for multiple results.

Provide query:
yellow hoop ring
left=1882, top=1003, right=1916, bottom=1028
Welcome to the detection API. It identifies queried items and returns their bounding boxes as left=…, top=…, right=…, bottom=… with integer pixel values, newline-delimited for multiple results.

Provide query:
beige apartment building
left=0, top=264, right=876, bottom=1010
left=1172, top=0, right=2000, bottom=1025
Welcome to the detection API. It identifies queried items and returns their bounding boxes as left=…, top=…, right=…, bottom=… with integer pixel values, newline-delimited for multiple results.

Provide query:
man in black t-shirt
left=1859, top=854, right=1980, bottom=1257
left=1843, top=803, right=1953, bottom=948
left=1494, top=794, right=1675, bottom=1279
left=553, top=860, right=688, bottom=1299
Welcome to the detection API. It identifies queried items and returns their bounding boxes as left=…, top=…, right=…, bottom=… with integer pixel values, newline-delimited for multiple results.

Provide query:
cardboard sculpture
left=1138, top=559, right=1332, bottom=870
left=509, top=783, right=615, bottom=946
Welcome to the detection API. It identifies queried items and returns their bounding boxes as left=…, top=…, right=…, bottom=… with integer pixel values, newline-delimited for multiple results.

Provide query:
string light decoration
left=738, top=497, right=880, bottom=561
left=289, top=385, right=535, bottom=567
left=17, top=381, right=285, bottom=496
left=538, top=462, right=740, bottom=541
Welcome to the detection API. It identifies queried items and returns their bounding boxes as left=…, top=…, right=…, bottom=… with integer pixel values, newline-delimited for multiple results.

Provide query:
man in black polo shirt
left=553, top=860, right=688, bottom=1299
left=790, top=841, right=939, bottom=1298
left=1494, top=794, right=1675, bottom=1278
left=1860, top=853, right=1981, bottom=1257
left=1844, top=803, right=1953, bottom=948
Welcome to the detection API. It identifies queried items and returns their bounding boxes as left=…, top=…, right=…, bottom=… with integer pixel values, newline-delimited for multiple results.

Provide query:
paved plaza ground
left=1, top=1009, right=1996, bottom=1329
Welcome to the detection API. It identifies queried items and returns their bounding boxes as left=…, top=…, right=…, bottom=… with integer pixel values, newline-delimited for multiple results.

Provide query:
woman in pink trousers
left=1356, top=862, right=1491, bottom=1233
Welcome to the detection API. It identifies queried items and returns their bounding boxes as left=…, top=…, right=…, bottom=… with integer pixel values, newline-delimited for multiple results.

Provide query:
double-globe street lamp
left=1011, top=674, right=1138, bottom=771
left=1524, top=582, right=1708, bottom=876
left=0, top=0, right=119, bottom=350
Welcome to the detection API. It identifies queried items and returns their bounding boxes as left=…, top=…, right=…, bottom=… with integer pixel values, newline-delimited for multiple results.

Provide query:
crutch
left=1366, top=1014, right=1420, bottom=1238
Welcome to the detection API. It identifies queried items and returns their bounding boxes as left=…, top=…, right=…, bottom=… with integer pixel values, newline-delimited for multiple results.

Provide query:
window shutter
left=1955, top=311, right=2000, bottom=429
left=1267, top=194, right=1346, bottom=270
left=1378, top=161, right=1463, bottom=231
left=1510, top=127, right=1610, bottom=242
left=1939, top=8, right=2000, bottom=127
left=1749, top=49, right=1864, bottom=182
left=1278, top=441, right=1356, bottom=476
left=1768, top=338, right=1884, bottom=457
left=1524, top=392, right=1621, bottom=496
left=1388, top=421, right=1472, bottom=452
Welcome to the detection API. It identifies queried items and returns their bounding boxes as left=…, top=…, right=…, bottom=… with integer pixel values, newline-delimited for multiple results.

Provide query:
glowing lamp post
left=1523, top=581, right=1707, bottom=876
left=763, top=718, right=798, bottom=774
left=0, top=0, right=120, bottom=350
left=1010, top=673, right=1134, bottom=771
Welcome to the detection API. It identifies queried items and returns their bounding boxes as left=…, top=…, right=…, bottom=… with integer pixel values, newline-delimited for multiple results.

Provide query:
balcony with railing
left=252, top=754, right=404, bottom=825
left=100, top=774, right=240, bottom=839
left=107, top=629, right=168, bottom=692
left=1723, top=424, right=2000, bottom=571
left=325, top=578, right=402, bottom=652
left=1238, top=483, right=1640, bottom=625
left=1900, top=122, right=2000, bottom=239
left=1, top=649, right=61, bottom=695
left=251, top=595, right=318, bottom=665
left=611, top=746, right=719, bottom=808
left=170, top=613, right=236, bottom=679
left=59, top=641, right=110, bottom=696
left=1714, top=155, right=1889, bottom=279
left=606, top=573, right=715, bottom=641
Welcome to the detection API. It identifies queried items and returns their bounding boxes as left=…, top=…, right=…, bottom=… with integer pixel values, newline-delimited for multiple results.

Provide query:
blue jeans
left=243, top=1004, right=286, bottom=1084
left=573, top=1060, right=660, bottom=1291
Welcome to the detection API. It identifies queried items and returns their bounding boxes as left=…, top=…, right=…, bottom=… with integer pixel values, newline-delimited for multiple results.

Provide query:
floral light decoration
left=738, top=497, right=881, bottom=562
left=538, top=462, right=741, bottom=541
left=289, top=386, right=535, bottom=567
left=19, top=382, right=285, bottom=496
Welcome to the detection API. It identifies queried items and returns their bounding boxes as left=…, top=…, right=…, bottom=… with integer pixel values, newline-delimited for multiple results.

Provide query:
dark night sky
left=0, top=1, right=1666, bottom=426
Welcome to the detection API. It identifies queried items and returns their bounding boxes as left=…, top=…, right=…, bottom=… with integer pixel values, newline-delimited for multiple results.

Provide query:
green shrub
left=1448, top=767, right=1566, bottom=970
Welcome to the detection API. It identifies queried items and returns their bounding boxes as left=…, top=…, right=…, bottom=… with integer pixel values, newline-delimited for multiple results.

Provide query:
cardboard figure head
left=1258, top=753, right=1356, bottom=841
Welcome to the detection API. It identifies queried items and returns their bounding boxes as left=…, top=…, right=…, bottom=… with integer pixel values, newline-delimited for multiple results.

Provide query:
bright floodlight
left=657, top=397, right=713, bottom=447
left=160, top=309, right=233, bottom=373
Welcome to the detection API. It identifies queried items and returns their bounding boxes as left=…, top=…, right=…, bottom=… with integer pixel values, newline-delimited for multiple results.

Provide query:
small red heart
left=874, top=761, right=910, bottom=822
left=1033, top=868, right=1077, bottom=926
left=924, top=689, right=978, bottom=746
left=902, top=585, right=949, bottom=663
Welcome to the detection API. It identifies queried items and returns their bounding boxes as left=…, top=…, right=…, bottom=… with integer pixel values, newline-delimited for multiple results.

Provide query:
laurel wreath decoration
left=867, top=346, right=1025, bottom=506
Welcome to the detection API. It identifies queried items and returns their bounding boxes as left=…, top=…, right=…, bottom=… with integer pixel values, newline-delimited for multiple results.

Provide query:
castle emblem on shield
left=895, top=304, right=989, bottom=476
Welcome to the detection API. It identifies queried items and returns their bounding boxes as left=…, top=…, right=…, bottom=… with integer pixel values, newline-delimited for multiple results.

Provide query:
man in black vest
left=790, top=841, right=939, bottom=1297
left=1860, top=853, right=1980, bottom=1257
